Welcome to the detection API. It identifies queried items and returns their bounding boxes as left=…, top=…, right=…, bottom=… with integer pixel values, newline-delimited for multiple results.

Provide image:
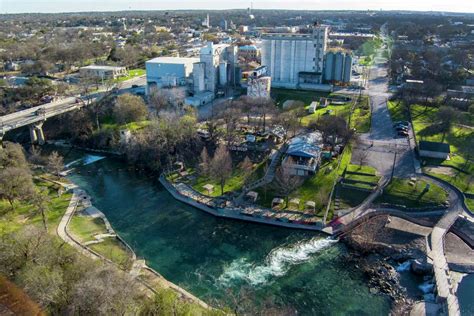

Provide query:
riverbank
left=57, top=180, right=212, bottom=310
left=160, top=174, right=334, bottom=234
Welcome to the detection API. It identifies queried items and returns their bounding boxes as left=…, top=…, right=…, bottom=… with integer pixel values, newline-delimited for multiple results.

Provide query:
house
left=419, top=141, right=450, bottom=159
left=283, top=132, right=323, bottom=176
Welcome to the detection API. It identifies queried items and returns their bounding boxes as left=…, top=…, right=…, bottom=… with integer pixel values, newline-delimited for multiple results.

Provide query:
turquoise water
left=458, top=274, right=474, bottom=315
left=67, top=154, right=391, bottom=314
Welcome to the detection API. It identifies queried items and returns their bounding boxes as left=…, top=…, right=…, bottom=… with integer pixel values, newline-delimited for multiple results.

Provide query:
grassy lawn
left=409, top=104, right=474, bottom=194
left=192, top=160, right=267, bottom=197
left=116, top=68, right=146, bottom=82
left=69, top=215, right=108, bottom=243
left=376, top=177, right=448, bottom=208
left=271, top=88, right=329, bottom=106
left=350, top=95, right=371, bottom=133
left=301, top=102, right=352, bottom=126
left=89, top=238, right=133, bottom=270
left=101, top=120, right=151, bottom=132
left=387, top=100, right=410, bottom=122
left=0, top=180, right=72, bottom=236
left=466, top=198, right=474, bottom=214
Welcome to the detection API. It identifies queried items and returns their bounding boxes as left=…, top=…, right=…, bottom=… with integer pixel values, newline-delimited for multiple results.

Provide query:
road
left=0, top=75, right=146, bottom=137
left=352, top=37, right=416, bottom=178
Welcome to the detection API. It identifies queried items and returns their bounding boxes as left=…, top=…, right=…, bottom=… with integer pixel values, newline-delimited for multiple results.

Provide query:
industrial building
left=324, top=51, right=352, bottom=84
left=145, top=57, right=199, bottom=94
left=186, top=42, right=238, bottom=106
left=260, top=24, right=330, bottom=90
left=79, top=65, right=127, bottom=80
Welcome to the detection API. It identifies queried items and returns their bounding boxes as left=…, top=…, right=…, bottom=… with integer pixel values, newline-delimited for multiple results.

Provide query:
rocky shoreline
left=340, top=216, right=437, bottom=315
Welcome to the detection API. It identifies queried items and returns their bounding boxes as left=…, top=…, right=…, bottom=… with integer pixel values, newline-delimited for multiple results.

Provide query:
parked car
left=397, top=130, right=409, bottom=137
left=393, top=121, right=409, bottom=127
left=395, top=126, right=408, bottom=132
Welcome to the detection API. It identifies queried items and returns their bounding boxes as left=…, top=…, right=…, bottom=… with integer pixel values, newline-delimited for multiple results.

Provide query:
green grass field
left=376, top=177, right=448, bottom=208
left=0, top=180, right=72, bottom=236
left=89, top=238, right=133, bottom=270
left=409, top=104, right=473, bottom=194
left=69, top=215, right=108, bottom=243
left=116, top=68, right=146, bottom=82
left=301, top=103, right=352, bottom=126
left=350, top=95, right=371, bottom=133
left=387, top=100, right=410, bottom=122
left=271, top=88, right=329, bottom=106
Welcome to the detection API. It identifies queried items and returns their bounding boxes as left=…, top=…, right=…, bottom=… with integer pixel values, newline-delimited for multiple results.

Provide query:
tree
left=436, top=106, right=459, bottom=136
left=113, top=93, right=148, bottom=124
left=199, top=147, right=211, bottom=177
left=210, top=144, right=233, bottom=195
left=47, top=151, right=64, bottom=177
left=312, top=115, right=353, bottom=149
left=0, top=167, right=35, bottom=209
left=239, top=156, right=253, bottom=178
left=272, top=158, right=303, bottom=206
left=30, top=188, right=50, bottom=231
left=277, top=111, right=300, bottom=140
left=0, top=142, right=28, bottom=169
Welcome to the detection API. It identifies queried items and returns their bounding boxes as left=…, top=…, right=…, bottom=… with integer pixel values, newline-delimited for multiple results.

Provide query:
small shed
left=289, top=198, right=301, bottom=209
left=246, top=191, right=259, bottom=202
left=272, top=198, right=284, bottom=209
left=308, top=101, right=318, bottom=114
left=419, top=141, right=450, bottom=159
left=305, top=201, right=316, bottom=211
left=203, top=184, right=214, bottom=195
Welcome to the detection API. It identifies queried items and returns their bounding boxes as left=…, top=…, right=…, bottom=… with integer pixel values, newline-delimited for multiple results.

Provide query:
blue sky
left=1, top=0, right=473, bottom=13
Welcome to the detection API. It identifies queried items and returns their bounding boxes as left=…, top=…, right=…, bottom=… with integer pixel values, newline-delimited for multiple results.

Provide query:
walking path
left=56, top=184, right=211, bottom=309
left=430, top=209, right=462, bottom=316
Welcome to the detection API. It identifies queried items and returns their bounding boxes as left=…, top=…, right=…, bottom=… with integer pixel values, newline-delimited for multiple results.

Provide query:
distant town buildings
left=79, top=65, right=127, bottom=80
left=202, top=14, right=210, bottom=28
left=238, top=45, right=260, bottom=62
left=261, top=24, right=330, bottom=90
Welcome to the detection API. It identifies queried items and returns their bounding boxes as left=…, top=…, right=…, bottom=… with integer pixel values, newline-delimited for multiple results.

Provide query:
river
left=64, top=151, right=391, bottom=314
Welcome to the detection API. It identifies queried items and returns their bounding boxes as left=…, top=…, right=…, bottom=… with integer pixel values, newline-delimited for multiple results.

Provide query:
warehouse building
left=146, top=57, right=199, bottom=94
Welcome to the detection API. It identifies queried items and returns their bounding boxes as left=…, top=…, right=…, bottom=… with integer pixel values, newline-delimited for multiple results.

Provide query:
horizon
left=2, top=0, right=474, bottom=14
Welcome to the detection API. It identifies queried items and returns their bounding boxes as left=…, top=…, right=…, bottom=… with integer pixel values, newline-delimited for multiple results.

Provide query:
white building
left=186, top=42, right=238, bottom=106
left=145, top=57, right=199, bottom=94
left=261, top=25, right=329, bottom=90
left=79, top=65, right=127, bottom=80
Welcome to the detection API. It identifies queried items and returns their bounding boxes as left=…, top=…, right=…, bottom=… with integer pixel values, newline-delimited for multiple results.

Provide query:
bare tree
left=272, top=157, right=303, bottom=206
left=30, top=188, right=50, bottom=231
left=210, top=144, right=233, bottom=195
left=198, top=147, right=211, bottom=177
left=47, top=151, right=64, bottom=177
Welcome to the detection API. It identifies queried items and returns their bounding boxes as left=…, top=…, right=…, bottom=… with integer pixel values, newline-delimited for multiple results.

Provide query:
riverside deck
left=159, top=174, right=332, bottom=234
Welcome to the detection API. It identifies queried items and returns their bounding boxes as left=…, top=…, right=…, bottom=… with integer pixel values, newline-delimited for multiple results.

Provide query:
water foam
left=65, top=158, right=82, bottom=168
left=218, top=237, right=337, bottom=287
left=83, top=155, right=105, bottom=165
left=418, top=281, right=435, bottom=294
left=396, top=260, right=412, bottom=272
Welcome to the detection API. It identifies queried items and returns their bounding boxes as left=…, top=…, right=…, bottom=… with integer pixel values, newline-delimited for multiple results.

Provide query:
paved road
left=352, top=41, right=416, bottom=177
